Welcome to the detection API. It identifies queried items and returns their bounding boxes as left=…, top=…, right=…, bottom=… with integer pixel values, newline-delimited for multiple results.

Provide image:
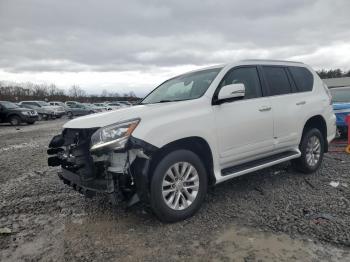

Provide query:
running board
left=219, top=150, right=300, bottom=182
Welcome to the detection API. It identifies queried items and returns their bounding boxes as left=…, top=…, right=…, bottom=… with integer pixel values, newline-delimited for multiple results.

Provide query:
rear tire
left=292, top=128, right=324, bottom=174
left=9, top=115, right=21, bottom=126
left=150, top=149, right=208, bottom=222
left=27, top=121, right=35, bottom=125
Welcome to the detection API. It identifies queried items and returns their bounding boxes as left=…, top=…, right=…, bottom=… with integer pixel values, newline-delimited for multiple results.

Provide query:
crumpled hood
left=63, top=103, right=187, bottom=129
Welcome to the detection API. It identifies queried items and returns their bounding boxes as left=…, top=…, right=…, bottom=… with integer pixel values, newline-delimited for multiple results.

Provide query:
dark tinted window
left=289, top=66, right=314, bottom=92
left=219, top=67, right=262, bottom=99
left=262, top=66, right=292, bottom=96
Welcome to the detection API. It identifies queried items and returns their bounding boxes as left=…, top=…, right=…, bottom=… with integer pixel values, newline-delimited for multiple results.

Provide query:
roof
left=240, top=59, right=303, bottom=64
left=323, top=77, right=350, bottom=88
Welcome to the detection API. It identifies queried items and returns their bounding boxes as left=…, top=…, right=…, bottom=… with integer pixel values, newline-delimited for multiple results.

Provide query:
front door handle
left=259, top=106, right=272, bottom=112
left=296, top=101, right=306, bottom=105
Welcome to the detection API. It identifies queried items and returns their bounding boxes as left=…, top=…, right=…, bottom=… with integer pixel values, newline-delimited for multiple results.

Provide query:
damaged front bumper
left=48, top=128, right=158, bottom=204
left=58, top=168, right=114, bottom=198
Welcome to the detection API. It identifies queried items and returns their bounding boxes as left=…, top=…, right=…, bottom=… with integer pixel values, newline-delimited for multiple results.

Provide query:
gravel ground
left=0, top=119, right=350, bottom=261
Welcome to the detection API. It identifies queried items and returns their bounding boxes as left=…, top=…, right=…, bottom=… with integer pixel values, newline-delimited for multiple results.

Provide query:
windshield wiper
left=140, top=99, right=186, bottom=105
left=157, top=99, right=187, bottom=103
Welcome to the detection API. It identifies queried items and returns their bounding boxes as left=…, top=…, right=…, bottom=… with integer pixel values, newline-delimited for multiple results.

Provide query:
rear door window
left=262, top=66, right=292, bottom=96
left=288, top=66, right=314, bottom=92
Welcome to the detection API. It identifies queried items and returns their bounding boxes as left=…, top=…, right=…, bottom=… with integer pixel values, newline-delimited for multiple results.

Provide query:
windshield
left=1, top=101, right=19, bottom=109
left=37, top=101, right=50, bottom=106
left=330, top=88, right=350, bottom=103
left=141, top=68, right=222, bottom=104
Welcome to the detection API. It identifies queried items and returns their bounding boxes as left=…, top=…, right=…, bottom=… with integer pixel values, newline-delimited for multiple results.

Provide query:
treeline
left=0, top=81, right=139, bottom=103
left=317, top=69, right=350, bottom=79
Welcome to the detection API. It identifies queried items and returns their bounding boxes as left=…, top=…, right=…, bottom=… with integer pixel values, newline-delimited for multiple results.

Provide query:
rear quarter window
left=288, top=66, right=314, bottom=92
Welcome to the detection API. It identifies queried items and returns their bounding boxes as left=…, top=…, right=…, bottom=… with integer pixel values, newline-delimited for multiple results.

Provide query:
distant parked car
left=65, top=102, right=94, bottom=118
left=82, top=103, right=104, bottom=113
left=19, top=101, right=65, bottom=119
left=106, top=102, right=122, bottom=110
left=49, top=101, right=69, bottom=112
left=65, top=101, right=80, bottom=107
left=19, top=103, right=53, bottom=120
left=0, top=101, right=38, bottom=125
left=93, top=103, right=112, bottom=111
left=330, top=86, right=350, bottom=138
left=117, top=101, right=133, bottom=107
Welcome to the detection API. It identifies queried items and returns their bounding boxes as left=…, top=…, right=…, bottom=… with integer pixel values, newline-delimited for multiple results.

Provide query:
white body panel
left=64, top=60, right=336, bottom=184
left=213, top=96, right=274, bottom=168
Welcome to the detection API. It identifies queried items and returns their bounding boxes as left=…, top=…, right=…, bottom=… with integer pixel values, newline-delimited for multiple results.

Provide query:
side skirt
left=217, top=150, right=301, bottom=184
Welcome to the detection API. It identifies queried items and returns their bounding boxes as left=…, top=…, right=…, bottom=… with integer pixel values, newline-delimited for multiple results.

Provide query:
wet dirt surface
left=1, top=119, right=350, bottom=261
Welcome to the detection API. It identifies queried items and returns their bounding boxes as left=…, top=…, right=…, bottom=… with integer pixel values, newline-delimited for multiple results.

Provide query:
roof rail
left=240, top=59, right=303, bottom=64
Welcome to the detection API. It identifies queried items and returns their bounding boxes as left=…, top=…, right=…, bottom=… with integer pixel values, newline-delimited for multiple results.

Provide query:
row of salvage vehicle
left=0, top=100, right=133, bottom=126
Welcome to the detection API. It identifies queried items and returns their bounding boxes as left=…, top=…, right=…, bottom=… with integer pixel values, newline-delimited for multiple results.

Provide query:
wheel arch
left=302, top=115, right=328, bottom=152
left=7, top=113, right=22, bottom=121
left=149, top=136, right=216, bottom=185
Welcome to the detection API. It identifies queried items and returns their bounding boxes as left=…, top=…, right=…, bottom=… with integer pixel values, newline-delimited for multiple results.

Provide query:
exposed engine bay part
left=48, top=128, right=158, bottom=207
left=107, top=148, right=150, bottom=174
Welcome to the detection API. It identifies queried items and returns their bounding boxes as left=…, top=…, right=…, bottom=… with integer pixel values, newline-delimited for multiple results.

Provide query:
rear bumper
left=53, top=111, right=66, bottom=117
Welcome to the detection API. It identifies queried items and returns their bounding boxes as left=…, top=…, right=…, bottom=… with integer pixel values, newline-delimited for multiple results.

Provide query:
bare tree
left=100, top=89, right=108, bottom=97
left=69, top=85, right=86, bottom=98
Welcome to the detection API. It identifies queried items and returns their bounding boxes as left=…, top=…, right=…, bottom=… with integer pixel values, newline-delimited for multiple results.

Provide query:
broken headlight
left=90, top=119, right=140, bottom=151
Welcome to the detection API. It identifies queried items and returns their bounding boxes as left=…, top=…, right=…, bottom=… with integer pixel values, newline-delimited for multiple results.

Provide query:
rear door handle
left=296, top=101, right=306, bottom=105
left=259, top=106, right=272, bottom=112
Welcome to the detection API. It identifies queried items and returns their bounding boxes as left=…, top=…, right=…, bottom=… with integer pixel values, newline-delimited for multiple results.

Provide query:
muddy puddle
left=63, top=212, right=350, bottom=261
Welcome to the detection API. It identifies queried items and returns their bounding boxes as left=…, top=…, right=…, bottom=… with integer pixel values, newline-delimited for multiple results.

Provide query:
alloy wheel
left=305, top=135, right=321, bottom=167
left=162, top=162, right=199, bottom=210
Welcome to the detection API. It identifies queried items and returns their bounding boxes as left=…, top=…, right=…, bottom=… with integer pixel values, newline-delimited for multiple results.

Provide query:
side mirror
left=216, top=83, right=245, bottom=103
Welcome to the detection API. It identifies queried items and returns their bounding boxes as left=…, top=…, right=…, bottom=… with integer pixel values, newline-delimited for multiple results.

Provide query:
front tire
left=150, top=149, right=208, bottom=222
left=9, top=115, right=21, bottom=126
left=292, top=128, right=324, bottom=174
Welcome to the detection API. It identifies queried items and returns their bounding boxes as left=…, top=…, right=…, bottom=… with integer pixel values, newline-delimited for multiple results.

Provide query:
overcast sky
left=0, top=0, right=349, bottom=96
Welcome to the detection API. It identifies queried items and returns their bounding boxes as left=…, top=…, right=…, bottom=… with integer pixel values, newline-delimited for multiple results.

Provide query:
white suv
left=48, top=60, right=336, bottom=222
